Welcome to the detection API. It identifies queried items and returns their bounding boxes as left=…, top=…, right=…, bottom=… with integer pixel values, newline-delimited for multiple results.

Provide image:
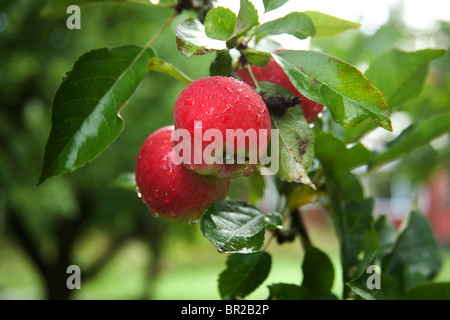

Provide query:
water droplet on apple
left=188, top=218, right=198, bottom=225
left=135, top=186, right=142, bottom=198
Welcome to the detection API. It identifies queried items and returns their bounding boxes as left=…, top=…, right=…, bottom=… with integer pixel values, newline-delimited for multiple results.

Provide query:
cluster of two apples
left=135, top=60, right=324, bottom=223
left=135, top=76, right=272, bottom=223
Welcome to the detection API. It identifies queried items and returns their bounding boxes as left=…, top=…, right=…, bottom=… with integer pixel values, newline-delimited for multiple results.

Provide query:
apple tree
left=36, top=0, right=450, bottom=299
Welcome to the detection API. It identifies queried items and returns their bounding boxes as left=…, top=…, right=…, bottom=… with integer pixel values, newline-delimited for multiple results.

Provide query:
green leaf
left=303, top=11, right=361, bottom=38
left=383, top=211, right=442, bottom=289
left=348, top=273, right=402, bottom=300
left=330, top=171, right=364, bottom=202
left=200, top=200, right=282, bottom=253
left=270, top=105, right=315, bottom=188
left=325, top=172, right=379, bottom=299
left=342, top=120, right=377, bottom=144
left=273, top=50, right=392, bottom=131
left=39, top=46, right=155, bottom=185
left=365, top=49, right=446, bottom=107
left=262, top=0, right=289, bottom=12
left=341, top=199, right=379, bottom=282
left=242, top=49, right=272, bottom=67
left=257, top=12, right=316, bottom=40
left=147, top=57, right=192, bottom=84
left=210, top=50, right=232, bottom=76
left=301, top=246, right=335, bottom=297
left=176, top=18, right=227, bottom=57
left=248, top=171, right=265, bottom=205
left=204, top=7, right=237, bottom=41
left=109, top=172, right=136, bottom=191
left=347, top=282, right=376, bottom=300
left=232, top=0, right=259, bottom=38
left=374, top=215, right=397, bottom=260
left=403, top=282, right=450, bottom=300
left=255, top=81, right=294, bottom=97
left=218, top=251, right=271, bottom=299
left=267, top=283, right=312, bottom=300
left=370, top=112, right=450, bottom=170
left=315, top=132, right=371, bottom=172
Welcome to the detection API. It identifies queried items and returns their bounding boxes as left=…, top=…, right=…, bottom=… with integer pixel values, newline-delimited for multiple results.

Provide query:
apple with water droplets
left=135, top=125, right=232, bottom=222
left=173, top=76, right=271, bottom=178
left=235, top=58, right=324, bottom=123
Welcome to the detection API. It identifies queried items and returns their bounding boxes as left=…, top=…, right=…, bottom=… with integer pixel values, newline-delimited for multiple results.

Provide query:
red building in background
left=424, top=169, right=450, bottom=243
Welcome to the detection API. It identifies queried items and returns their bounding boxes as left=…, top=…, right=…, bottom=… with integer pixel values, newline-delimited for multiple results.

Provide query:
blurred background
left=0, top=0, right=449, bottom=299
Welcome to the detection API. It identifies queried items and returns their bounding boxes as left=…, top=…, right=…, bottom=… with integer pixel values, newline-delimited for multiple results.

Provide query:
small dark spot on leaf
left=298, top=140, right=308, bottom=156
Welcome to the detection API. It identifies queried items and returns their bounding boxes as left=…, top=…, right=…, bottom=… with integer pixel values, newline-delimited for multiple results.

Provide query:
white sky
left=216, top=0, right=450, bottom=32
left=214, top=0, right=450, bottom=50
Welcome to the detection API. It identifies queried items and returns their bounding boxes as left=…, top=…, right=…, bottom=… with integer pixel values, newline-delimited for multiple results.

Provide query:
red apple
left=135, top=125, right=231, bottom=222
left=173, top=76, right=271, bottom=178
left=235, top=58, right=324, bottom=123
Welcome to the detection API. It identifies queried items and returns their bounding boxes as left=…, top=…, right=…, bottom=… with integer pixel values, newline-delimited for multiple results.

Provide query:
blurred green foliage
left=0, top=0, right=215, bottom=299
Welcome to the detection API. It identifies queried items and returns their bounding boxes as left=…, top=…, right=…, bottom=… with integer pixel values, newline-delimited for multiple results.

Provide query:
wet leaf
left=219, top=252, right=271, bottom=299
left=204, top=7, right=237, bottom=41
left=39, top=46, right=155, bottom=184
left=200, top=200, right=282, bottom=254
left=257, top=12, right=315, bottom=40
left=176, top=18, right=226, bottom=57
left=273, top=50, right=392, bottom=131
left=270, top=105, right=315, bottom=188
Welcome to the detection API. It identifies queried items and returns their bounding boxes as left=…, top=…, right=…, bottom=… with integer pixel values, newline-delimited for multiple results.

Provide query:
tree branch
left=291, top=208, right=312, bottom=249
left=6, top=208, right=50, bottom=279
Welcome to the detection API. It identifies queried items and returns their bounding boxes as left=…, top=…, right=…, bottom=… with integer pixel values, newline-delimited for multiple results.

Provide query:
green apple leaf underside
left=271, top=105, right=315, bottom=188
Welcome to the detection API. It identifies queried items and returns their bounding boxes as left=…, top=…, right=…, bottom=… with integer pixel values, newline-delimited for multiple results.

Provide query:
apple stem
left=246, top=64, right=260, bottom=89
left=144, top=12, right=178, bottom=49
